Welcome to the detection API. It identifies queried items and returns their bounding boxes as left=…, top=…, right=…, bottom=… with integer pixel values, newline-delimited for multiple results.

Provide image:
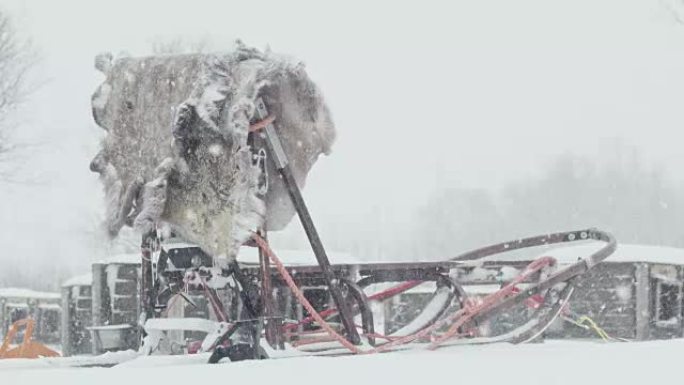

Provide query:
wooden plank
left=635, top=263, right=649, bottom=341
left=90, top=263, right=105, bottom=354
left=60, top=287, right=71, bottom=357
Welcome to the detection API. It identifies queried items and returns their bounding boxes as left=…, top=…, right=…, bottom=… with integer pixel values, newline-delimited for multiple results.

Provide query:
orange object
left=0, top=318, right=60, bottom=359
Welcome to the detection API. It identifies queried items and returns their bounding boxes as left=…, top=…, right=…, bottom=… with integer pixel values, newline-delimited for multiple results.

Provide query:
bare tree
left=0, top=9, right=35, bottom=179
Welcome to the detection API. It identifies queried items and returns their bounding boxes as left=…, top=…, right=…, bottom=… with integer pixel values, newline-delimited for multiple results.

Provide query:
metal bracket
left=255, top=99, right=289, bottom=170
left=253, top=98, right=361, bottom=345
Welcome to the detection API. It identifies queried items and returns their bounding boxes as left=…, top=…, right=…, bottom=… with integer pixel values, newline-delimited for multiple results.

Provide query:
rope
left=563, top=314, right=627, bottom=342
left=161, top=279, right=191, bottom=318
left=282, top=280, right=422, bottom=332
left=252, top=234, right=569, bottom=354
left=252, top=233, right=363, bottom=354
left=577, top=316, right=611, bottom=341
left=249, top=115, right=275, bottom=132
left=253, top=233, right=454, bottom=353
left=426, top=256, right=556, bottom=349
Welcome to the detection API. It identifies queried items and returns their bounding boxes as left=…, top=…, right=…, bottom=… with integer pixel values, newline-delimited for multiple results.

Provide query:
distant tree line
left=407, top=147, right=684, bottom=259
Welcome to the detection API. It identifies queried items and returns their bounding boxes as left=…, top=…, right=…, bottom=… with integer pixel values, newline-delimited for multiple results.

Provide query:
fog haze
left=2, top=0, right=684, bottom=288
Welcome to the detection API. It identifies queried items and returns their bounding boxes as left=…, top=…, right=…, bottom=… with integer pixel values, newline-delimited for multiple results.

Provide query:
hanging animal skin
left=90, top=42, right=335, bottom=264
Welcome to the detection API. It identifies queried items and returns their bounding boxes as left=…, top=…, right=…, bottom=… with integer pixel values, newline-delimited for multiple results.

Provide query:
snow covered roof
left=518, top=243, right=684, bottom=266
left=162, top=242, right=198, bottom=250
left=5, top=302, right=29, bottom=308
left=91, top=247, right=356, bottom=268
left=464, top=284, right=509, bottom=295
left=365, top=282, right=438, bottom=295
left=62, top=273, right=93, bottom=287
left=546, top=243, right=684, bottom=265
left=88, top=324, right=135, bottom=331
left=95, top=253, right=141, bottom=265
left=0, top=288, right=60, bottom=300
left=236, top=246, right=355, bottom=266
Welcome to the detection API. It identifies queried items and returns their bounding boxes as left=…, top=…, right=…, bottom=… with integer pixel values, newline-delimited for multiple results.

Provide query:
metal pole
left=258, top=229, right=281, bottom=348
left=140, top=230, right=157, bottom=322
left=254, top=98, right=360, bottom=344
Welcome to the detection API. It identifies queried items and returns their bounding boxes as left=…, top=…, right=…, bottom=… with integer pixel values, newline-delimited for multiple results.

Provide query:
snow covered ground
left=0, top=340, right=678, bottom=384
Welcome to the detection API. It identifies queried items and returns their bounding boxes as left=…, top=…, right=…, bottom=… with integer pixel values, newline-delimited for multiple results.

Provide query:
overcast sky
left=3, top=0, right=684, bottom=285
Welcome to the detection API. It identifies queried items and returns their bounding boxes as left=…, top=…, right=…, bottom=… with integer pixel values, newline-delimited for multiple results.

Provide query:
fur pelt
left=90, top=42, right=335, bottom=262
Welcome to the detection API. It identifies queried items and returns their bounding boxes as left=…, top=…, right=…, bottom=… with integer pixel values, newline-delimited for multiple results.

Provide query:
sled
left=131, top=98, right=617, bottom=362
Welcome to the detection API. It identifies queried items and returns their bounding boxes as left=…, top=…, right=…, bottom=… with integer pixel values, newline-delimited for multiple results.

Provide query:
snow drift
left=90, top=42, right=335, bottom=263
